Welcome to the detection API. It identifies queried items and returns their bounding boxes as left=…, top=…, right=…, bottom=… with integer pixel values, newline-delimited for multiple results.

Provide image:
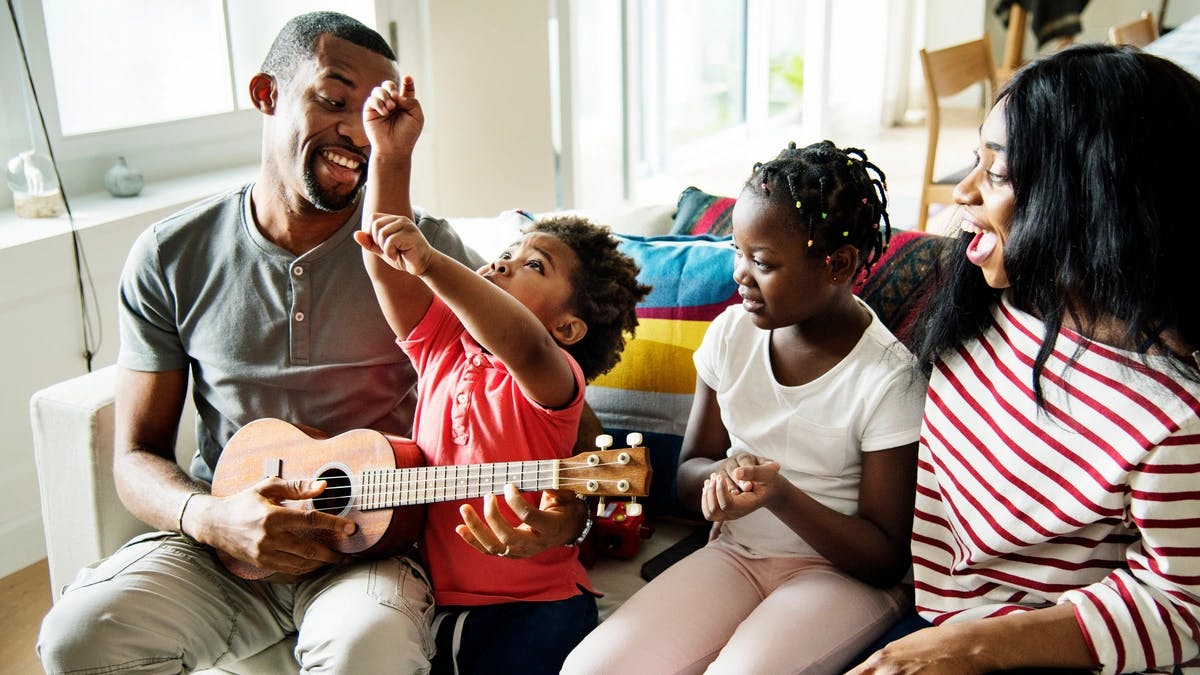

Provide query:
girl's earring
left=824, top=256, right=832, bottom=266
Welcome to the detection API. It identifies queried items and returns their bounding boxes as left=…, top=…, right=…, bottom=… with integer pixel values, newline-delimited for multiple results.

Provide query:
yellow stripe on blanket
left=592, top=318, right=712, bottom=394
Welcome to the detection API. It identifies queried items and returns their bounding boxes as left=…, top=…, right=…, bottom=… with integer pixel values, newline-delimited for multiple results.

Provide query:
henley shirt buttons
left=456, top=393, right=467, bottom=404
left=472, top=354, right=484, bottom=367
left=294, top=312, right=305, bottom=322
left=292, top=266, right=304, bottom=276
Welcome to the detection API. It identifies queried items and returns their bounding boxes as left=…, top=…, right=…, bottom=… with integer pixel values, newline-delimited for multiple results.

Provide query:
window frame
left=2, top=0, right=403, bottom=207
left=3, top=0, right=265, bottom=204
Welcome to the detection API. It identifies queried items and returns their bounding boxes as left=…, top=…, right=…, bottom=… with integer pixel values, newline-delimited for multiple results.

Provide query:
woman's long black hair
left=913, top=44, right=1200, bottom=401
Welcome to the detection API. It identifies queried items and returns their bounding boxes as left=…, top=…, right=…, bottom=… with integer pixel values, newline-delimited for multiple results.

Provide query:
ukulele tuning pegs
left=595, top=434, right=613, bottom=450
left=626, top=498, right=642, bottom=517
left=625, top=432, right=643, bottom=447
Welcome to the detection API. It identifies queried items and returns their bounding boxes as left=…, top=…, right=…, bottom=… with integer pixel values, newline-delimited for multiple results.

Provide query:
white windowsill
left=0, top=164, right=259, bottom=250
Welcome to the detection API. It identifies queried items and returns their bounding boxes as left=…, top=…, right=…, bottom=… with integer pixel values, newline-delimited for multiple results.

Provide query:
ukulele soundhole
left=314, top=466, right=353, bottom=516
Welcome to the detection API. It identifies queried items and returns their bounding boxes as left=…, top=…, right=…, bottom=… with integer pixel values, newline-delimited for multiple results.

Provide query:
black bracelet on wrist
left=176, top=490, right=204, bottom=544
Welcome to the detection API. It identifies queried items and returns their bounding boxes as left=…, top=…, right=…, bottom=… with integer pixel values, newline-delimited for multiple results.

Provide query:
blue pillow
left=585, top=234, right=738, bottom=515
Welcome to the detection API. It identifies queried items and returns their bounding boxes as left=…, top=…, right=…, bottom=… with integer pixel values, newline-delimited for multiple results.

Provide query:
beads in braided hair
left=746, top=140, right=892, bottom=279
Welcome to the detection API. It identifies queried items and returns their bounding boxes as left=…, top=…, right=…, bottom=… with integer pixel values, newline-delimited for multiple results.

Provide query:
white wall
left=0, top=168, right=255, bottom=578
left=420, top=0, right=558, bottom=217
left=1, top=230, right=96, bottom=575
left=916, top=0, right=990, bottom=109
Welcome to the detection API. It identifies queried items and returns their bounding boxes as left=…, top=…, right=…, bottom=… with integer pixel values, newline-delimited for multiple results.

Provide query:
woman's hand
left=851, top=603, right=1098, bottom=674
left=845, top=623, right=986, bottom=675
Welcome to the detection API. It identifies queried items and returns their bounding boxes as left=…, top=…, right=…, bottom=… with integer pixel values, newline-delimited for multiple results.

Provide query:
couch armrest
left=30, top=365, right=201, bottom=600
left=29, top=366, right=303, bottom=673
left=31, top=365, right=145, bottom=599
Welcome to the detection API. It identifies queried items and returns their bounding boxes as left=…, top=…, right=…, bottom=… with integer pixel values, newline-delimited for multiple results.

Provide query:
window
left=1, top=0, right=375, bottom=204
left=563, top=0, right=807, bottom=208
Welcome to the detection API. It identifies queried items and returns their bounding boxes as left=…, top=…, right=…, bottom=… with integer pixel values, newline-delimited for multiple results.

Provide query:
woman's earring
left=824, top=255, right=832, bottom=266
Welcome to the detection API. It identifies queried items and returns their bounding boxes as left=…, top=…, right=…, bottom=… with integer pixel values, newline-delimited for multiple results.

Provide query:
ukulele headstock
left=562, top=432, right=652, bottom=516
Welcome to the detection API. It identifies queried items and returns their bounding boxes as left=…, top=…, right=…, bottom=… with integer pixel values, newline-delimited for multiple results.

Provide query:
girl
left=564, top=141, right=927, bottom=674
left=850, top=45, right=1200, bottom=675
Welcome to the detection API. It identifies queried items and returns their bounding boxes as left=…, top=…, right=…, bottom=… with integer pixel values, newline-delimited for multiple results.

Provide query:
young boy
left=354, top=77, right=649, bottom=673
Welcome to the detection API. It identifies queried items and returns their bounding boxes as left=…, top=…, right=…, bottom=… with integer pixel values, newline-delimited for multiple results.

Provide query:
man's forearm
left=114, top=444, right=207, bottom=534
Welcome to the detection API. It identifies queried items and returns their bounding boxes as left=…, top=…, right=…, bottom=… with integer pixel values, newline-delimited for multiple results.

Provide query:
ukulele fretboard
left=357, top=460, right=561, bottom=510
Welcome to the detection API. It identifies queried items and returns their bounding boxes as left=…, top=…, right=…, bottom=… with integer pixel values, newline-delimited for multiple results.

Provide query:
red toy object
left=580, top=501, right=654, bottom=565
left=576, top=431, right=655, bottom=566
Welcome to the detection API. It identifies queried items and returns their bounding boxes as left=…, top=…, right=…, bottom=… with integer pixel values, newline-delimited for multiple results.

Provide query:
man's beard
left=303, top=167, right=364, bottom=213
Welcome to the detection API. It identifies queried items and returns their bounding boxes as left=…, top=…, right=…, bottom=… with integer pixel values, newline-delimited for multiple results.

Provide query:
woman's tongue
left=966, top=230, right=998, bottom=265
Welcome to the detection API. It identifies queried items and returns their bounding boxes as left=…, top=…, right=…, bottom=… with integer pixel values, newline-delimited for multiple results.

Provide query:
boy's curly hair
left=526, top=215, right=651, bottom=381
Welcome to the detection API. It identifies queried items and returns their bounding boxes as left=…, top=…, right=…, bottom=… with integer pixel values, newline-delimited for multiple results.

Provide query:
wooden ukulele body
left=211, top=419, right=426, bottom=580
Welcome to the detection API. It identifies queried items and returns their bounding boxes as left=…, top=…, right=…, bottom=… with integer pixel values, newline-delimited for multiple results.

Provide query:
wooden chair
left=997, top=3, right=1027, bottom=83
left=1109, top=10, right=1159, bottom=48
left=917, top=35, right=997, bottom=232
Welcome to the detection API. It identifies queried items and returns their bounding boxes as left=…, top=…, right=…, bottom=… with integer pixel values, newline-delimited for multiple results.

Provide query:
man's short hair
left=260, top=11, right=395, bottom=84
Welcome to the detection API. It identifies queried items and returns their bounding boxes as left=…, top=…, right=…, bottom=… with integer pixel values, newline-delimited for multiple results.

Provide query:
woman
left=851, top=44, right=1200, bottom=674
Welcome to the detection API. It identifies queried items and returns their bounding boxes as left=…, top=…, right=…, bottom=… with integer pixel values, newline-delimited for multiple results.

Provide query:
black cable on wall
left=6, top=0, right=101, bottom=372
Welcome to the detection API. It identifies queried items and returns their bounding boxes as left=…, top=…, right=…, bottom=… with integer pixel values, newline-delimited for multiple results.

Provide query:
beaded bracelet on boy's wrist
left=566, top=492, right=593, bottom=548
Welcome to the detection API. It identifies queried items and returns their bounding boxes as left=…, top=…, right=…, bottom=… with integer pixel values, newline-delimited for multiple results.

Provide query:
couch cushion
left=583, top=203, right=677, bottom=238
left=585, top=235, right=739, bottom=515
left=669, top=187, right=736, bottom=237
left=450, top=205, right=678, bottom=262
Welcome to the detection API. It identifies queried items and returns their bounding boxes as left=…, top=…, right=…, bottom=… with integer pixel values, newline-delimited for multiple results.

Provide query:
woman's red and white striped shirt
left=913, top=296, right=1200, bottom=675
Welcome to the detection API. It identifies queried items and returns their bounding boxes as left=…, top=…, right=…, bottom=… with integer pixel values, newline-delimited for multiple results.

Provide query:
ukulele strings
left=298, top=458, right=634, bottom=508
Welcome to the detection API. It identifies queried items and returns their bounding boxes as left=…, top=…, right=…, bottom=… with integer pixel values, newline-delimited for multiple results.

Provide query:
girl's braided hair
left=744, top=140, right=892, bottom=278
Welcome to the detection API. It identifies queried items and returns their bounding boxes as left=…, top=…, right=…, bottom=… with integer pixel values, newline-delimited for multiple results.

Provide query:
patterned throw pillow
left=851, top=229, right=943, bottom=351
left=585, top=234, right=739, bottom=515
left=669, top=187, right=737, bottom=236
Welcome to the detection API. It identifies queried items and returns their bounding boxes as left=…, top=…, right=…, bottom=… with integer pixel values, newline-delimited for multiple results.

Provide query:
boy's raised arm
left=355, top=78, right=576, bottom=407
left=421, top=252, right=579, bottom=409
left=355, top=77, right=432, bottom=340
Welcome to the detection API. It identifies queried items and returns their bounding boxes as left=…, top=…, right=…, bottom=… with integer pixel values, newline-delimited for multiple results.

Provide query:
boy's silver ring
left=498, top=545, right=511, bottom=557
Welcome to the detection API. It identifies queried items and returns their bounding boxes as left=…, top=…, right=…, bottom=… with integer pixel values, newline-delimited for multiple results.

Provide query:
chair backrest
left=1109, top=10, right=1159, bottom=47
left=998, top=2, right=1027, bottom=82
left=920, top=35, right=997, bottom=104
left=916, top=35, right=997, bottom=231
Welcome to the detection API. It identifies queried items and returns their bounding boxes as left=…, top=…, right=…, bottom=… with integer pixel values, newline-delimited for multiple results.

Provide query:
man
left=38, top=12, right=589, bottom=674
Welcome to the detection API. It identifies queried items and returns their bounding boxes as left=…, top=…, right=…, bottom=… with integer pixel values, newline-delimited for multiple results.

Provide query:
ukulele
left=211, top=418, right=651, bottom=580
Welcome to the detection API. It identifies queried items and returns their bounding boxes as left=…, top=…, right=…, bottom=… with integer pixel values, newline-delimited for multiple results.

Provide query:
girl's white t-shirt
left=693, top=300, right=927, bottom=558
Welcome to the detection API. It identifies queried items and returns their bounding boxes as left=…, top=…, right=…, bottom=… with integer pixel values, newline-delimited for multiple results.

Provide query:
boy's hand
left=362, top=76, right=423, bottom=159
left=454, top=485, right=585, bottom=558
left=354, top=213, right=435, bottom=275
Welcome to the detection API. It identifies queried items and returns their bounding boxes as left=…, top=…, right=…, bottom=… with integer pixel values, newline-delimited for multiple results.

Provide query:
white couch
left=29, top=203, right=693, bottom=674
